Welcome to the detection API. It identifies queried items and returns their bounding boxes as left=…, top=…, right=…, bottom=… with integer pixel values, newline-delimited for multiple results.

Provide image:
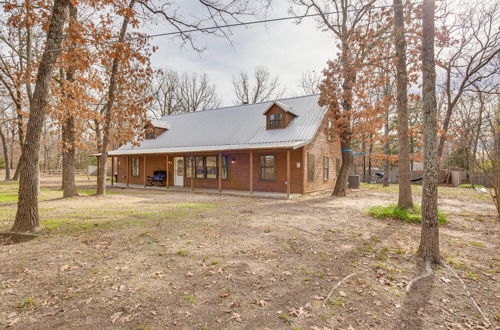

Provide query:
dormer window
left=263, top=101, right=298, bottom=130
left=143, top=120, right=171, bottom=139
left=269, top=113, right=283, bottom=129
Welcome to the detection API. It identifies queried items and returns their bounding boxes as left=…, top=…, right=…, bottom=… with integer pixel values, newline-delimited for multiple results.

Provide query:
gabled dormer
left=144, top=120, right=171, bottom=139
left=263, top=101, right=298, bottom=130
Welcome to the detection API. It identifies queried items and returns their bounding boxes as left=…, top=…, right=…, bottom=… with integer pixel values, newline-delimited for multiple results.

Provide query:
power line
left=0, top=2, right=422, bottom=56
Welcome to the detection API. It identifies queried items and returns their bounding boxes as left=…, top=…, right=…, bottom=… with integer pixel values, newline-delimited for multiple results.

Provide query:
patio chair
left=147, top=170, right=166, bottom=186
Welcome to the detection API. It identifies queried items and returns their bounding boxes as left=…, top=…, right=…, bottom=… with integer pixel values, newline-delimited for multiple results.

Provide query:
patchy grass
left=361, top=183, right=491, bottom=201
left=183, top=295, right=196, bottom=304
left=0, top=174, right=497, bottom=329
left=368, top=204, right=448, bottom=224
left=458, top=184, right=485, bottom=189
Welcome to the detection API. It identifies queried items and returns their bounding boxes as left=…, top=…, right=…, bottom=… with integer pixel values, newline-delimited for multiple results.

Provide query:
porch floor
left=108, top=182, right=300, bottom=199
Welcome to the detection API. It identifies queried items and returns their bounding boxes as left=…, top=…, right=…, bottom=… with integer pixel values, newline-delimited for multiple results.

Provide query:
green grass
left=361, top=183, right=491, bottom=201
left=368, top=204, right=447, bottom=224
left=458, top=184, right=485, bottom=189
left=182, top=295, right=195, bottom=304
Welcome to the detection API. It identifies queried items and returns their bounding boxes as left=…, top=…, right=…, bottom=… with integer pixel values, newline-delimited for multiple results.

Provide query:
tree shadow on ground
left=394, top=260, right=435, bottom=330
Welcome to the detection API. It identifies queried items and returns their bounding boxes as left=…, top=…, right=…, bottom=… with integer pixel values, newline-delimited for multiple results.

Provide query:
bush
left=368, top=204, right=447, bottom=224
left=0, top=158, right=5, bottom=169
left=458, top=184, right=486, bottom=189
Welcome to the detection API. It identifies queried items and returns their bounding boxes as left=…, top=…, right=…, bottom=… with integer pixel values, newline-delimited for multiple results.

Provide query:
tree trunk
left=394, top=0, right=413, bottom=208
left=11, top=0, right=69, bottom=233
left=0, top=125, right=11, bottom=180
left=383, top=107, right=390, bottom=187
left=61, top=3, right=78, bottom=198
left=332, top=139, right=352, bottom=196
left=61, top=115, right=78, bottom=197
left=470, top=92, right=484, bottom=188
left=368, top=138, right=373, bottom=181
left=417, top=0, right=441, bottom=264
left=96, top=0, right=136, bottom=196
left=494, top=94, right=500, bottom=217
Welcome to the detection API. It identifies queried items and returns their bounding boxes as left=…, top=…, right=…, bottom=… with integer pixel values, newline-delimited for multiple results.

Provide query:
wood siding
left=113, top=112, right=340, bottom=195
left=115, top=149, right=303, bottom=193
left=303, top=116, right=342, bottom=193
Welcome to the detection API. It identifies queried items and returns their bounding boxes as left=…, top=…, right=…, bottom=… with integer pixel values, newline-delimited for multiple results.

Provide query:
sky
left=144, top=0, right=337, bottom=106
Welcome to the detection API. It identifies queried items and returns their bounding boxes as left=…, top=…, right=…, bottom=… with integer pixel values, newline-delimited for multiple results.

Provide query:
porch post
left=287, top=150, right=291, bottom=198
left=218, top=153, right=222, bottom=193
left=166, top=155, right=169, bottom=189
left=126, top=156, right=130, bottom=187
left=111, top=156, right=114, bottom=186
left=143, top=155, right=147, bottom=188
left=191, top=155, right=194, bottom=191
left=249, top=151, right=253, bottom=194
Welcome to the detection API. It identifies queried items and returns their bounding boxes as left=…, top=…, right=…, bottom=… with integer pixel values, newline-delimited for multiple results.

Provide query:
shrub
left=368, top=204, right=447, bottom=224
left=458, top=184, right=486, bottom=189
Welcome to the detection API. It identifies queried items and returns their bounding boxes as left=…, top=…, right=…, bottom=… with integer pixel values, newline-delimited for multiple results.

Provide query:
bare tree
left=97, top=0, right=137, bottom=196
left=393, top=0, right=413, bottom=208
left=11, top=0, right=70, bottom=232
left=0, top=106, right=11, bottom=180
left=177, top=72, right=221, bottom=112
left=436, top=0, right=500, bottom=162
left=233, top=66, right=285, bottom=104
left=149, top=69, right=181, bottom=118
left=299, top=69, right=322, bottom=95
left=292, top=0, right=389, bottom=197
left=417, top=0, right=441, bottom=264
left=97, top=0, right=272, bottom=195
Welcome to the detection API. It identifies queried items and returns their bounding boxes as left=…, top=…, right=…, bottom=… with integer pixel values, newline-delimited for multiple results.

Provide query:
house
left=105, top=94, right=341, bottom=197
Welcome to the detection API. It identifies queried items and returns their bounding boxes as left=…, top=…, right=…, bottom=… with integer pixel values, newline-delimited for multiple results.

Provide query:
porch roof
left=109, top=94, right=325, bottom=156
left=108, top=140, right=308, bottom=156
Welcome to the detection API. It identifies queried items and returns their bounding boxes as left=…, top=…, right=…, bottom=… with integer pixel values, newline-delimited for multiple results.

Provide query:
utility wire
left=0, top=2, right=422, bottom=56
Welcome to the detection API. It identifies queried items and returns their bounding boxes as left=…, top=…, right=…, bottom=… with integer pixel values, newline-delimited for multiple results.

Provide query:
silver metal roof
left=109, top=94, right=325, bottom=156
left=150, top=119, right=171, bottom=130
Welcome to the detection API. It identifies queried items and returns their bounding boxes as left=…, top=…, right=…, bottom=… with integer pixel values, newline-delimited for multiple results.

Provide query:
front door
left=174, top=157, right=184, bottom=186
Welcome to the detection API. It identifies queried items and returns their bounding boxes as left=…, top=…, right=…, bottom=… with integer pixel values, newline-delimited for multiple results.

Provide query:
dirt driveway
left=0, top=178, right=498, bottom=329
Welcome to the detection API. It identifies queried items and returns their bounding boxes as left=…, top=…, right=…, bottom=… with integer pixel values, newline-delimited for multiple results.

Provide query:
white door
left=174, top=157, right=184, bottom=186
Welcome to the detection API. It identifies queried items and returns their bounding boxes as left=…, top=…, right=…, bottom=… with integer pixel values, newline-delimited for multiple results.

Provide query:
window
left=269, top=113, right=283, bottom=129
left=260, top=155, right=276, bottom=181
left=308, top=153, right=315, bottom=182
left=185, top=157, right=192, bottom=178
left=193, top=156, right=228, bottom=179
left=131, top=157, right=140, bottom=177
left=145, top=131, right=155, bottom=139
left=323, top=156, right=329, bottom=180
left=206, top=156, right=217, bottom=179
left=327, top=120, right=333, bottom=141
left=222, top=156, right=229, bottom=179
left=195, top=156, right=205, bottom=178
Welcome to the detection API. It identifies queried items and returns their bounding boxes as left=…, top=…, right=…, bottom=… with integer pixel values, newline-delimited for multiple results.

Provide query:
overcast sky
left=144, top=0, right=337, bottom=106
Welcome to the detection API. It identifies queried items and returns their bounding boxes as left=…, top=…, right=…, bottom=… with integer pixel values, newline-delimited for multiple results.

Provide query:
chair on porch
left=147, top=170, right=167, bottom=186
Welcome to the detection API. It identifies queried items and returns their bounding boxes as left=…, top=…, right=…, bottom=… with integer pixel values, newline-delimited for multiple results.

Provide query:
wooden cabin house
left=105, top=94, right=341, bottom=196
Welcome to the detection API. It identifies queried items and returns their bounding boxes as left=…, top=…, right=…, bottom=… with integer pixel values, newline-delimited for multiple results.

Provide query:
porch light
left=231, top=157, right=236, bottom=164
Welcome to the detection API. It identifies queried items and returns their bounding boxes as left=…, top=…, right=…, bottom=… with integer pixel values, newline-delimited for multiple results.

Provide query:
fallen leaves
left=110, top=311, right=122, bottom=324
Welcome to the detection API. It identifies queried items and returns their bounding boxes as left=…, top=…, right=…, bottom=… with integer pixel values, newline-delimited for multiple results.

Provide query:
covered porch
left=101, top=147, right=304, bottom=199
left=108, top=182, right=301, bottom=200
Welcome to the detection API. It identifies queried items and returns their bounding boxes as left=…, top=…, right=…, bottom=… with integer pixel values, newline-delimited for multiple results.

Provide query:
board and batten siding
left=303, top=115, right=342, bottom=193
